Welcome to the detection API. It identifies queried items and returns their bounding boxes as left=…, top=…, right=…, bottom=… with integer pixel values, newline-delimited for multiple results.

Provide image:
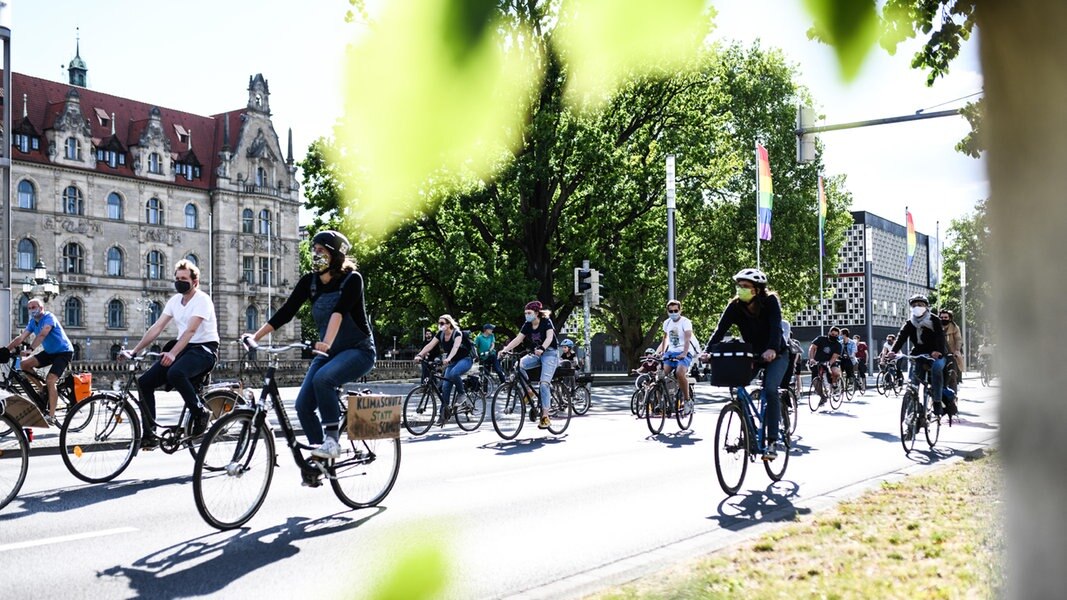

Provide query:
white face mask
left=911, top=305, right=927, bottom=318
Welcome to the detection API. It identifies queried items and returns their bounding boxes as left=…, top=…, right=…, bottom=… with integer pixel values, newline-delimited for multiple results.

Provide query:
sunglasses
left=438, top=321, right=447, bottom=326
left=668, top=310, right=680, bottom=314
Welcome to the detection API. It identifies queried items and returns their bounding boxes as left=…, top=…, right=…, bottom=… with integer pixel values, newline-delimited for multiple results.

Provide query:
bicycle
left=58, top=350, right=244, bottom=483
left=978, top=355, right=993, bottom=386
left=551, top=359, right=592, bottom=417
left=876, top=360, right=905, bottom=396
left=0, top=397, right=29, bottom=511
left=711, top=365, right=791, bottom=496
left=897, top=354, right=943, bottom=455
left=403, top=358, right=485, bottom=435
left=490, top=351, right=572, bottom=439
left=642, top=356, right=696, bottom=435
left=192, top=342, right=401, bottom=530
left=807, top=361, right=843, bottom=411
left=777, top=367, right=800, bottom=437
left=629, top=353, right=658, bottom=417
left=0, top=348, right=89, bottom=433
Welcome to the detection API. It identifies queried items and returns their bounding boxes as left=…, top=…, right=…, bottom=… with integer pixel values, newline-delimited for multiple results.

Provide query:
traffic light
left=575, top=268, right=592, bottom=295
left=589, top=269, right=601, bottom=307
left=796, top=105, right=816, bottom=164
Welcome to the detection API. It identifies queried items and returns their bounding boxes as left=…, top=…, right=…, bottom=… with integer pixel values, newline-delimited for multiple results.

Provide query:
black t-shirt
left=268, top=271, right=372, bottom=338
left=811, top=335, right=842, bottom=363
left=520, top=317, right=558, bottom=351
left=438, top=329, right=472, bottom=360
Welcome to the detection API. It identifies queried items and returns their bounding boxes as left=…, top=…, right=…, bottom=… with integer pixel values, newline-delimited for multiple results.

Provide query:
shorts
left=33, top=351, right=74, bottom=378
left=663, top=353, right=692, bottom=369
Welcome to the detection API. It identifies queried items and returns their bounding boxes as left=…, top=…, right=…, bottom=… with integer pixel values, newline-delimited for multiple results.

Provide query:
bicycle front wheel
left=454, top=393, right=486, bottom=432
left=925, top=398, right=941, bottom=448
left=403, top=385, right=436, bottom=436
left=645, top=385, right=666, bottom=435
left=0, top=415, right=28, bottom=511
left=899, top=391, right=919, bottom=454
left=714, top=403, right=749, bottom=495
left=781, top=388, right=798, bottom=436
left=807, top=377, right=822, bottom=412
left=829, top=380, right=844, bottom=410
left=572, top=383, right=591, bottom=416
left=675, top=386, right=694, bottom=431
left=60, top=394, right=138, bottom=483
left=331, top=435, right=401, bottom=508
left=843, top=376, right=855, bottom=401
left=491, top=382, right=525, bottom=440
left=193, top=411, right=275, bottom=530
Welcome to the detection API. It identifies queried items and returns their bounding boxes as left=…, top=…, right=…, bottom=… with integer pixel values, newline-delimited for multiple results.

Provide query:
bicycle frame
left=731, top=385, right=770, bottom=455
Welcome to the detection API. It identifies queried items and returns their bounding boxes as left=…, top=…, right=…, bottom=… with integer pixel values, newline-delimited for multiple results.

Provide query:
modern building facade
left=792, top=211, right=939, bottom=355
left=3, top=51, right=302, bottom=360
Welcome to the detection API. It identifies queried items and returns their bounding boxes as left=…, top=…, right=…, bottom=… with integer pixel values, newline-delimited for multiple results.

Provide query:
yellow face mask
left=737, top=286, right=755, bottom=302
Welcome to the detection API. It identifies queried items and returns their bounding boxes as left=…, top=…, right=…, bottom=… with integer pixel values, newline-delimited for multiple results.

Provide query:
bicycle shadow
left=783, top=435, right=815, bottom=458
left=403, top=429, right=477, bottom=443
left=862, top=430, right=900, bottom=444
left=0, top=475, right=190, bottom=522
left=816, top=410, right=860, bottom=419
left=478, top=436, right=567, bottom=455
left=707, top=480, right=811, bottom=530
left=98, top=509, right=385, bottom=597
left=647, top=430, right=702, bottom=448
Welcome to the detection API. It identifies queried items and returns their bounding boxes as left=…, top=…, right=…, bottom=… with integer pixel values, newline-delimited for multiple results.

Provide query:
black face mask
left=940, top=318, right=950, bottom=324
left=175, top=280, right=193, bottom=294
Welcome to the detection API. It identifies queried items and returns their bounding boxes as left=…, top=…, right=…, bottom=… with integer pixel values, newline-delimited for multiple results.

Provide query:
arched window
left=107, top=246, right=124, bottom=277
left=255, top=167, right=267, bottom=187
left=63, top=243, right=85, bottom=274
left=148, top=152, right=162, bottom=174
left=245, top=305, right=259, bottom=331
left=107, top=192, right=124, bottom=220
left=146, top=197, right=163, bottom=225
left=65, top=137, right=81, bottom=160
left=258, top=209, right=271, bottom=235
left=146, top=250, right=165, bottom=280
left=63, top=186, right=84, bottom=215
left=186, top=253, right=199, bottom=266
left=17, top=180, right=36, bottom=209
left=148, top=301, right=164, bottom=326
left=242, top=208, right=254, bottom=234
left=16, top=296, right=29, bottom=328
left=65, top=297, right=83, bottom=327
left=107, top=299, right=125, bottom=328
left=184, top=203, right=198, bottom=229
left=17, top=238, right=36, bottom=270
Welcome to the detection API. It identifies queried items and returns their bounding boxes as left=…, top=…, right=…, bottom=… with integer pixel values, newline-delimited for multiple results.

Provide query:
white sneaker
left=311, top=437, right=341, bottom=459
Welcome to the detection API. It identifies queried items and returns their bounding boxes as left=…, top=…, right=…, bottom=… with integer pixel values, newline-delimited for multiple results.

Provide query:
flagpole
left=818, top=176, right=825, bottom=336
left=755, top=140, right=761, bottom=269
left=905, top=205, right=910, bottom=302
left=935, top=220, right=941, bottom=303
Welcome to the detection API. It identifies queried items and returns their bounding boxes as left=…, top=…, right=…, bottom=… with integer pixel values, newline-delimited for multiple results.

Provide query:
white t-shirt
left=662, top=316, right=694, bottom=355
left=163, top=290, right=220, bottom=344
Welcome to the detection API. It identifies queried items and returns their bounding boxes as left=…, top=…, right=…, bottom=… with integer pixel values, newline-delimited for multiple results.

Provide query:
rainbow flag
left=756, top=144, right=773, bottom=241
left=906, top=210, right=916, bottom=270
left=818, top=176, right=827, bottom=257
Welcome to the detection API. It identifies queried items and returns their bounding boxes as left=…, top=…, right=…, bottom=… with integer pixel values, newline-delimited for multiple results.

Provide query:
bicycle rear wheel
left=925, top=397, right=941, bottom=448
left=546, top=388, right=572, bottom=435
left=193, top=411, right=275, bottom=530
left=899, top=391, right=919, bottom=454
left=60, top=394, right=138, bottom=483
left=571, top=383, right=591, bottom=416
left=675, top=387, right=694, bottom=431
left=331, top=435, right=401, bottom=508
left=491, top=382, right=525, bottom=440
left=763, top=424, right=790, bottom=482
left=645, top=384, right=666, bottom=435
left=781, top=388, right=798, bottom=436
left=453, top=393, right=486, bottom=432
left=714, top=403, right=749, bottom=495
left=0, top=415, right=28, bottom=511
left=403, top=385, right=436, bottom=436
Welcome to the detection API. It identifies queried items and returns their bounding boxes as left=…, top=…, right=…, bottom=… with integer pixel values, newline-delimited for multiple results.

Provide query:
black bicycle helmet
left=311, top=230, right=351, bottom=256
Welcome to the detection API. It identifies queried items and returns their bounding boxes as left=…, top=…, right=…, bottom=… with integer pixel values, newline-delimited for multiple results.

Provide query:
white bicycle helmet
left=908, top=293, right=929, bottom=306
left=733, top=268, right=768, bottom=285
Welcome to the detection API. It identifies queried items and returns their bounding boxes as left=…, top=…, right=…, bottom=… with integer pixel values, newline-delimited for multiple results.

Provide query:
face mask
left=438, top=324, right=446, bottom=332
left=736, top=287, right=755, bottom=302
left=911, top=306, right=927, bottom=318
left=29, top=308, right=42, bottom=319
left=174, top=280, right=192, bottom=294
left=940, top=318, right=950, bottom=324
left=311, top=252, right=330, bottom=273
left=525, top=314, right=535, bottom=323
left=669, top=313, right=681, bottom=322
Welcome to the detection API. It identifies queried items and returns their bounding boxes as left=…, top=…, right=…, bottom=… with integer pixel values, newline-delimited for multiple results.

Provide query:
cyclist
left=781, top=320, right=802, bottom=392
left=414, top=314, right=473, bottom=425
left=939, top=309, right=963, bottom=391
left=839, top=328, right=857, bottom=387
left=243, top=230, right=375, bottom=462
left=123, top=260, right=219, bottom=449
left=6, top=297, right=74, bottom=426
left=497, top=301, right=559, bottom=429
left=854, top=334, right=869, bottom=387
left=655, top=299, right=695, bottom=411
left=888, top=294, right=948, bottom=414
left=700, top=268, right=787, bottom=459
left=474, top=324, right=506, bottom=384
left=807, top=325, right=843, bottom=406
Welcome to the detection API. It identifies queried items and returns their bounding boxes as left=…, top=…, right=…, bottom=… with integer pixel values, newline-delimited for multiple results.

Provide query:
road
left=0, top=377, right=999, bottom=599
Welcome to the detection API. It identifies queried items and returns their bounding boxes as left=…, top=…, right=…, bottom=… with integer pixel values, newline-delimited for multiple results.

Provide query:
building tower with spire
left=68, top=28, right=88, bottom=87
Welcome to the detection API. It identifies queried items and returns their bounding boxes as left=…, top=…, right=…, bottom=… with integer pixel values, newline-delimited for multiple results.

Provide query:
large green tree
left=934, top=199, right=990, bottom=355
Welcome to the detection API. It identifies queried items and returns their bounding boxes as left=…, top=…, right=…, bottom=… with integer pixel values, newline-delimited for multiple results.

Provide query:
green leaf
left=803, top=0, right=880, bottom=81
left=367, top=542, right=449, bottom=600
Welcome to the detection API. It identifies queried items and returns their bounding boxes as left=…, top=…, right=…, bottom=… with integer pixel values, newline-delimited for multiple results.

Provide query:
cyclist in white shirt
left=655, top=299, right=694, bottom=409
left=123, top=260, right=220, bottom=449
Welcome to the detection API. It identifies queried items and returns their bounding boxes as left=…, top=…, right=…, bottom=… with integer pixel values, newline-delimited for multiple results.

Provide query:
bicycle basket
left=707, top=341, right=755, bottom=387
left=555, top=360, right=576, bottom=378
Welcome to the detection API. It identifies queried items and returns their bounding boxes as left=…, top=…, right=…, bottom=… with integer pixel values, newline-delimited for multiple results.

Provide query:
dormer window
left=174, top=124, right=190, bottom=146
left=13, top=134, right=38, bottom=153
left=148, top=152, right=162, bottom=174
left=94, top=107, right=111, bottom=128
left=96, top=148, right=125, bottom=168
left=65, top=137, right=82, bottom=160
left=175, top=162, right=201, bottom=181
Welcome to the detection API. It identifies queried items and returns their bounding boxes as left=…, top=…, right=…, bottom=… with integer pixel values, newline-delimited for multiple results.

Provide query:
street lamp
left=21, top=260, right=60, bottom=303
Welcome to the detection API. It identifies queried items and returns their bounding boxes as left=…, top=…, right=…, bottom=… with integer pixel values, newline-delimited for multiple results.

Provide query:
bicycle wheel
left=843, top=376, right=855, bottom=402
left=0, top=415, right=28, bottom=511
left=491, top=382, right=525, bottom=440
left=635, top=387, right=651, bottom=418
left=645, top=384, right=666, bottom=435
left=403, top=385, right=436, bottom=436
left=925, top=395, right=941, bottom=448
left=899, top=391, right=919, bottom=454
left=453, top=392, right=486, bottom=432
left=546, top=388, right=572, bottom=435
left=675, top=389, right=694, bottom=431
left=193, top=411, right=275, bottom=530
left=331, top=434, right=401, bottom=508
left=807, top=378, right=821, bottom=412
left=828, top=379, right=844, bottom=410
left=191, top=389, right=246, bottom=459
left=763, top=422, right=790, bottom=482
left=572, top=383, right=591, bottom=416
left=60, top=394, right=138, bottom=484
left=714, top=403, right=749, bottom=495
left=781, top=388, right=798, bottom=436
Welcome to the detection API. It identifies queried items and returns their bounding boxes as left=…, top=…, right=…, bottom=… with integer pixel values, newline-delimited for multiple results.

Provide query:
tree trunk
left=978, top=1, right=1067, bottom=596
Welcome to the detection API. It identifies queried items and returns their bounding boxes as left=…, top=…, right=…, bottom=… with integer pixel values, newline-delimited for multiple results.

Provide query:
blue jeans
left=295, top=346, right=375, bottom=445
left=761, top=353, right=789, bottom=443
left=520, top=348, right=559, bottom=411
left=441, top=357, right=473, bottom=410
left=910, top=356, right=945, bottom=408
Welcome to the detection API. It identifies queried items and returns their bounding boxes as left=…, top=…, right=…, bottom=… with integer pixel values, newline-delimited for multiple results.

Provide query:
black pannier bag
left=707, top=340, right=756, bottom=387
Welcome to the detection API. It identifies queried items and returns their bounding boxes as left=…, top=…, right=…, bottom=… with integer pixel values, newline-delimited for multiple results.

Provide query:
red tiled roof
left=3, top=71, right=246, bottom=191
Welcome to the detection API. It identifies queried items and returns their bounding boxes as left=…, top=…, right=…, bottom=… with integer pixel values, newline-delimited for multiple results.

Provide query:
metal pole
left=754, top=142, right=760, bottom=269
left=582, top=259, right=592, bottom=374
left=818, top=176, right=825, bottom=336
left=1, top=14, right=12, bottom=346
left=960, top=260, right=968, bottom=371
left=864, top=226, right=875, bottom=376
left=665, top=155, right=676, bottom=301
left=797, top=108, right=963, bottom=136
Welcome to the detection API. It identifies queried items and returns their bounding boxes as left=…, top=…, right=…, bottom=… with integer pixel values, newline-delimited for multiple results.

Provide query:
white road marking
left=0, top=526, right=138, bottom=553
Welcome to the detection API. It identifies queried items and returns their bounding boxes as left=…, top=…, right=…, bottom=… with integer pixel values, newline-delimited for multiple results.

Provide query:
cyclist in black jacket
left=888, top=294, right=948, bottom=411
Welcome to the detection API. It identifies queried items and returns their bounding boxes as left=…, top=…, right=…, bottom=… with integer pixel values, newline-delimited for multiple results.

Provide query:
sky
left=10, top=0, right=986, bottom=241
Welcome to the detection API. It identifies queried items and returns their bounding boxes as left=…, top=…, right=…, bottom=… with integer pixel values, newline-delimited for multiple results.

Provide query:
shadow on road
left=647, top=430, right=702, bottom=448
left=0, top=475, right=190, bottom=522
left=99, top=509, right=385, bottom=597
left=478, top=436, right=567, bottom=455
left=708, top=480, right=811, bottom=530
left=862, top=430, right=900, bottom=444
left=403, top=429, right=478, bottom=444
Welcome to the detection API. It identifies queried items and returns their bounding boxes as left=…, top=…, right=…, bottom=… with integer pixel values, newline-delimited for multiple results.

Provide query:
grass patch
left=593, top=452, right=1003, bottom=600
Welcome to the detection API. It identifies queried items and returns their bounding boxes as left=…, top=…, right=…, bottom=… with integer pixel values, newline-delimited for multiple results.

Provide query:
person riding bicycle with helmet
left=497, top=301, right=559, bottom=429
left=242, top=230, right=375, bottom=464
left=888, top=293, right=948, bottom=414
left=700, top=268, right=788, bottom=460
left=559, top=338, right=583, bottom=369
